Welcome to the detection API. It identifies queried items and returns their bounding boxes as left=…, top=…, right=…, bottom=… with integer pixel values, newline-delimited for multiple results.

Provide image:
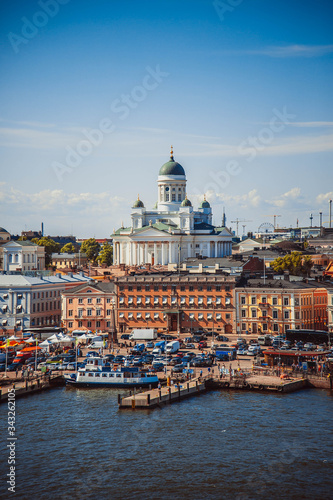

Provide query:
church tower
left=157, top=146, right=187, bottom=212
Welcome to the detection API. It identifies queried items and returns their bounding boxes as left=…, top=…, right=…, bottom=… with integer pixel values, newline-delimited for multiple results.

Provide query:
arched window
left=15, top=254, right=19, bottom=263
left=9, top=254, right=12, bottom=263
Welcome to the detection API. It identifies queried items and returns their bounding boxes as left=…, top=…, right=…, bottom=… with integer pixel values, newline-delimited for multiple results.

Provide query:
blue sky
left=0, top=0, right=332, bottom=237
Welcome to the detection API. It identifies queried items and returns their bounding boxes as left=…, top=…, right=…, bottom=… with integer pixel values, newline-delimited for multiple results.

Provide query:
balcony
left=258, top=302, right=270, bottom=307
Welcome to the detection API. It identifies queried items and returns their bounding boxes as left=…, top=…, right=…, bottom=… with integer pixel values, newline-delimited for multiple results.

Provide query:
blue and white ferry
left=64, top=356, right=159, bottom=388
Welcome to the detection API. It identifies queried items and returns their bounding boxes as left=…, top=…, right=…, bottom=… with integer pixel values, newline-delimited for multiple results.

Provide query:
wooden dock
left=118, top=378, right=206, bottom=409
left=118, top=375, right=309, bottom=410
left=0, top=373, right=65, bottom=403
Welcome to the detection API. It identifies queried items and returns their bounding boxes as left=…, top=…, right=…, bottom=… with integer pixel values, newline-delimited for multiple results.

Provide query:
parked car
left=151, top=362, right=164, bottom=372
left=0, top=363, right=6, bottom=372
left=216, top=335, right=229, bottom=342
left=120, top=334, right=130, bottom=340
left=198, top=341, right=207, bottom=349
left=145, top=342, right=154, bottom=349
left=171, top=363, right=187, bottom=373
left=7, top=362, right=23, bottom=372
left=86, top=351, right=100, bottom=357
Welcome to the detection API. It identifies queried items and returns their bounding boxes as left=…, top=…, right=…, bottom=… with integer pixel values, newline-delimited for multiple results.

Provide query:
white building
left=112, top=149, right=233, bottom=265
left=0, top=240, right=45, bottom=271
left=0, top=273, right=91, bottom=336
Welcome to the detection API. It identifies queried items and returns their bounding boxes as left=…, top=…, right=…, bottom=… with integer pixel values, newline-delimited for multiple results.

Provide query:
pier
left=118, top=374, right=309, bottom=409
left=0, top=373, right=65, bottom=403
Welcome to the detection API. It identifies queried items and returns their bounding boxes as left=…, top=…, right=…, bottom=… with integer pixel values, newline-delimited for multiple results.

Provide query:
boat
left=64, top=356, right=159, bottom=388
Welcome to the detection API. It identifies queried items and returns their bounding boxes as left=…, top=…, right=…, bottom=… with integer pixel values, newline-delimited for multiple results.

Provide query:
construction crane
left=231, top=218, right=252, bottom=237
left=262, top=214, right=281, bottom=229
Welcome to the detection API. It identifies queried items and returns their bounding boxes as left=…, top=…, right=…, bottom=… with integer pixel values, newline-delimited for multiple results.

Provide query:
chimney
left=283, top=271, right=290, bottom=281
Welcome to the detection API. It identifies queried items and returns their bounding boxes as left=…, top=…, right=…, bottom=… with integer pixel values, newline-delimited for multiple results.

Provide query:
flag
left=6, top=338, right=10, bottom=347
left=75, top=337, right=79, bottom=346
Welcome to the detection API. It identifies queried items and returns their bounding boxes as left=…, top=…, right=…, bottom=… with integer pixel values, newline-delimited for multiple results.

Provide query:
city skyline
left=1, top=0, right=332, bottom=237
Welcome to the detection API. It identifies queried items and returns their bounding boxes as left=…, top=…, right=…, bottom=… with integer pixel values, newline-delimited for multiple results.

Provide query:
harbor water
left=1, top=387, right=333, bottom=500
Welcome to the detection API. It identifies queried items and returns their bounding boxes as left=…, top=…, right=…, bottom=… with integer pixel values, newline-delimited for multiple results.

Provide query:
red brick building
left=115, top=273, right=237, bottom=334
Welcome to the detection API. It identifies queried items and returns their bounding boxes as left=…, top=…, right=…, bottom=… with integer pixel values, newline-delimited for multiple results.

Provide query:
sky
left=0, top=0, right=332, bottom=238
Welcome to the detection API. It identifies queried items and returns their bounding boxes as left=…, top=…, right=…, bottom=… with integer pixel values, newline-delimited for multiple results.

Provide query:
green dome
left=159, top=149, right=185, bottom=176
left=199, top=197, right=210, bottom=209
left=181, top=197, right=192, bottom=207
left=132, top=197, right=144, bottom=208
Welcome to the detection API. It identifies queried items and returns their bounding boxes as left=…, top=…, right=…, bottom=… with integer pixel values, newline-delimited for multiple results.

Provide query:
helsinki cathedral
left=112, top=148, right=232, bottom=266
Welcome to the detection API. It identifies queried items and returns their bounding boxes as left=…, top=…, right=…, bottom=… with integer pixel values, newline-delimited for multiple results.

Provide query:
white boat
left=64, top=356, right=159, bottom=388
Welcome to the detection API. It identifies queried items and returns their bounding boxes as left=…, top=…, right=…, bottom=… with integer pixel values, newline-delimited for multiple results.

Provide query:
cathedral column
left=187, top=242, right=191, bottom=259
left=207, top=242, right=211, bottom=258
left=162, top=242, right=165, bottom=265
left=136, top=243, right=139, bottom=265
left=145, top=243, right=148, bottom=264
left=153, top=243, right=157, bottom=264
left=215, top=241, right=218, bottom=258
left=168, top=241, right=172, bottom=263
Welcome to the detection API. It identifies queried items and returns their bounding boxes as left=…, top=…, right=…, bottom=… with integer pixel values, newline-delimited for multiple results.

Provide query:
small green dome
left=199, top=197, right=210, bottom=209
left=181, top=196, right=192, bottom=207
left=132, top=196, right=144, bottom=208
left=159, top=147, right=185, bottom=176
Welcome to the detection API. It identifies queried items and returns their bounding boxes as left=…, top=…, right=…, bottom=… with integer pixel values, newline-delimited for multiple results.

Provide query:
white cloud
left=316, top=192, right=333, bottom=204
left=266, top=187, right=303, bottom=208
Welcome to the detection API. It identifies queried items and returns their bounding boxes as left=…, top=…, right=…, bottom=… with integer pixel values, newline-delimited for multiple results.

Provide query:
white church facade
left=112, top=149, right=232, bottom=266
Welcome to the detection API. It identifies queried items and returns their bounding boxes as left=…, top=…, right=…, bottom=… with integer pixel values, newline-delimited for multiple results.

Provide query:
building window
left=263, top=323, right=268, bottom=331
left=128, top=286, right=133, bottom=291
left=216, top=285, right=221, bottom=292
left=226, top=314, right=230, bottom=320
left=207, top=285, right=212, bottom=291
left=96, top=309, right=101, bottom=316
left=198, top=297, right=204, bottom=305
left=273, top=310, right=278, bottom=319
left=241, top=323, right=246, bottom=331
left=162, top=285, right=167, bottom=291
left=154, top=286, right=159, bottom=292
left=251, top=309, right=257, bottom=318
left=145, top=285, right=150, bottom=291
left=87, top=298, right=92, bottom=304
left=284, top=311, right=289, bottom=319
left=162, top=297, right=168, bottom=305
left=295, top=298, right=299, bottom=306
left=172, top=194, right=176, bottom=201
left=96, top=298, right=101, bottom=304
left=251, top=297, right=256, bottom=305
left=78, top=321, right=82, bottom=327
left=180, top=286, right=185, bottom=292
left=189, top=286, right=194, bottom=292
left=295, top=312, right=300, bottom=320
left=87, top=321, right=92, bottom=328
left=87, top=309, right=92, bottom=316
left=68, top=310, right=73, bottom=317
left=241, top=310, right=246, bottom=318
left=154, top=297, right=159, bottom=305
left=96, top=321, right=100, bottom=328
left=69, top=298, right=73, bottom=304
left=189, top=297, right=195, bottom=305
left=273, top=324, right=279, bottom=332
left=78, top=298, right=83, bottom=304
left=284, top=297, right=289, bottom=306
left=145, top=297, right=150, bottom=305
left=272, top=297, right=278, bottom=305
left=137, top=286, right=142, bottom=291
left=137, top=296, right=142, bottom=304
left=128, top=296, right=133, bottom=304
left=262, top=310, right=267, bottom=317
left=241, top=296, right=246, bottom=305
left=119, top=297, right=124, bottom=304
left=68, top=322, right=73, bottom=328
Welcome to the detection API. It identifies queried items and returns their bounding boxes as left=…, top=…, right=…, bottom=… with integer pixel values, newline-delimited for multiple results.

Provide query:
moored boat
left=64, top=356, right=159, bottom=388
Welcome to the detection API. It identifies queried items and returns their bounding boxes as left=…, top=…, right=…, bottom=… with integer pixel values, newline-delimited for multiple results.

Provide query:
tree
left=98, top=242, right=113, bottom=266
left=31, top=237, right=60, bottom=266
left=81, top=238, right=100, bottom=262
left=271, top=251, right=313, bottom=277
left=60, top=242, right=76, bottom=254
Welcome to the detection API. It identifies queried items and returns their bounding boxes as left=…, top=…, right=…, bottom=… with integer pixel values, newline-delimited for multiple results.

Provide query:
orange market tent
left=20, top=346, right=42, bottom=352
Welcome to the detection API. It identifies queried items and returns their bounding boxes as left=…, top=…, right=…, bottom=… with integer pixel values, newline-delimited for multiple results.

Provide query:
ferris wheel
left=258, top=222, right=275, bottom=233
